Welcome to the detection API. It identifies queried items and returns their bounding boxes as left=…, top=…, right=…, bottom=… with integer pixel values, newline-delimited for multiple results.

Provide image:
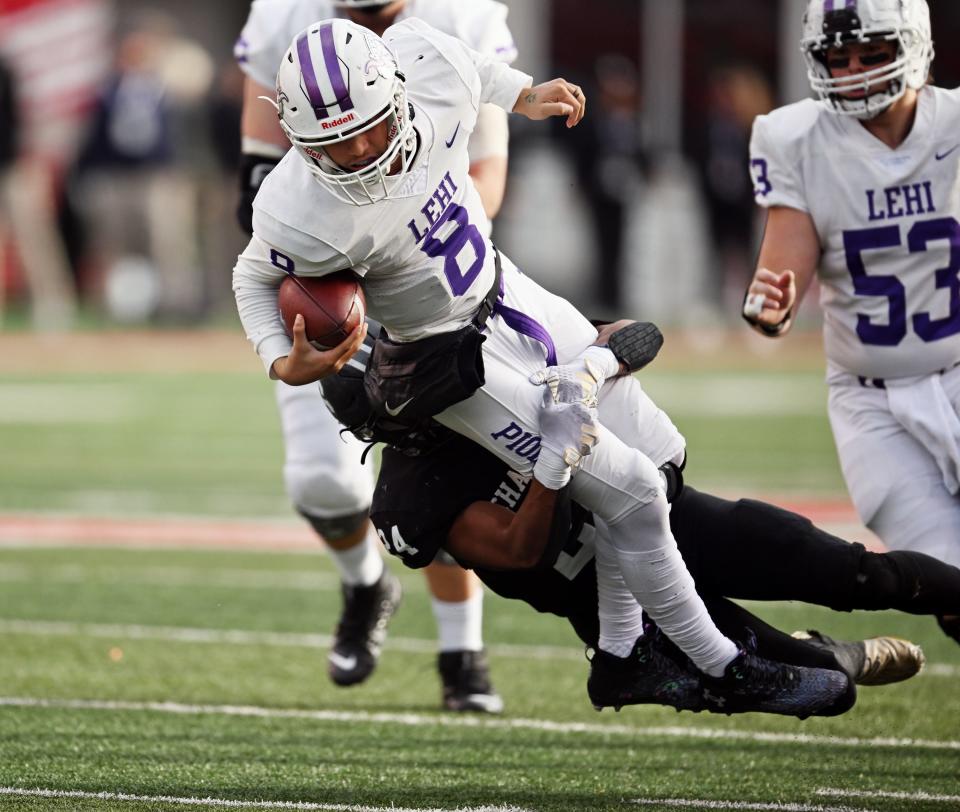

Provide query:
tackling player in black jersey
left=322, top=322, right=959, bottom=714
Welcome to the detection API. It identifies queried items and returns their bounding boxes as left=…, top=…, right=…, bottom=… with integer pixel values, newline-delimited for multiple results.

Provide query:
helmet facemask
left=801, top=1, right=933, bottom=120
left=276, top=20, right=418, bottom=205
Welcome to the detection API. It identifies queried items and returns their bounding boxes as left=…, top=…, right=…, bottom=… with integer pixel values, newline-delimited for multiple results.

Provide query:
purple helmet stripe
left=319, top=22, right=355, bottom=114
left=824, top=0, right=856, bottom=11
left=296, top=32, right=328, bottom=119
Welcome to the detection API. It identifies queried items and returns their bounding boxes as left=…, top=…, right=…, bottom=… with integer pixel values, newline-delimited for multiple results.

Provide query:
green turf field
left=0, top=331, right=957, bottom=811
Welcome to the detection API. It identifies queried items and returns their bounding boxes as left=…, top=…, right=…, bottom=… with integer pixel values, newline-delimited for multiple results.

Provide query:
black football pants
left=669, top=485, right=960, bottom=668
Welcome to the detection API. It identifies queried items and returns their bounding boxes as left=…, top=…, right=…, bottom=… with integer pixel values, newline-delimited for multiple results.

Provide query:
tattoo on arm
left=525, top=92, right=537, bottom=104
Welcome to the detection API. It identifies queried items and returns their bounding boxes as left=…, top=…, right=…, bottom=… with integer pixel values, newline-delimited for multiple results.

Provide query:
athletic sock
left=870, top=551, right=960, bottom=615
left=601, top=498, right=739, bottom=677
left=594, top=530, right=644, bottom=658
left=431, top=588, right=484, bottom=653
left=328, top=525, right=384, bottom=587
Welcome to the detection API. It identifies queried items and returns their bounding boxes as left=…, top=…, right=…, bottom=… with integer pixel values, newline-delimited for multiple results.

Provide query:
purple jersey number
left=843, top=217, right=960, bottom=346
left=421, top=204, right=486, bottom=296
left=270, top=249, right=295, bottom=275
left=750, top=158, right=772, bottom=198
left=909, top=218, right=960, bottom=342
left=843, top=225, right=906, bottom=346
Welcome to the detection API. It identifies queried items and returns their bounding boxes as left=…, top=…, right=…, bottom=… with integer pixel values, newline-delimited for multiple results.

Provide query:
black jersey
left=370, top=434, right=601, bottom=647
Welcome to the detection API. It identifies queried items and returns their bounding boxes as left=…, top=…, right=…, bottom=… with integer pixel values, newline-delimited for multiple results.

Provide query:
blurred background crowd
left=2, top=0, right=960, bottom=333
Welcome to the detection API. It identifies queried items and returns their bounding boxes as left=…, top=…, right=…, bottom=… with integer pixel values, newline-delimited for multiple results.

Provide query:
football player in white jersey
left=234, top=0, right=516, bottom=710
left=234, top=17, right=855, bottom=715
left=744, top=0, right=959, bottom=644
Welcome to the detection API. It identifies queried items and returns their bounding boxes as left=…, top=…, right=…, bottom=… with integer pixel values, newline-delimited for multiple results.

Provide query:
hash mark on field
left=817, top=788, right=960, bottom=804
left=630, top=799, right=875, bottom=812
left=0, top=787, right=530, bottom=811
left=2, top=697, right=959, bottom=752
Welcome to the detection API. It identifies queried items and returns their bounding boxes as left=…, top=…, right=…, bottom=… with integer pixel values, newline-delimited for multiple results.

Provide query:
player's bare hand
left=513, top=79, right=585, bottom=128
left=272, top=315, right=367, bottom=385
left=743, top=268, right=796, bottom=327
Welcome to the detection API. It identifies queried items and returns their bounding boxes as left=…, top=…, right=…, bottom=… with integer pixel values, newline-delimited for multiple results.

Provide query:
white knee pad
left=597, top=375, right=686, bottom=468
left=570, top=425, right=663, bottom=525
left=276, top=380, right=374, bottom=521
left=284, top=456, right=373, bottom=519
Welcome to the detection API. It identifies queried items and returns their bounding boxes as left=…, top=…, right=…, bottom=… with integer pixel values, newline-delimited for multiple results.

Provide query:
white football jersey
left=235, top=0, right=517, bottom=89
left=750, top=86, right=960, bottom=380
left=233, top=19, right=531, bottom=375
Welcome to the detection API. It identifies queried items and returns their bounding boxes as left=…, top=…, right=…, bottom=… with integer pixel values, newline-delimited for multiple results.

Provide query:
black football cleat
left=792, top=629, right=925, bottom=686
left=438, top=649, right=504, bottom=713
left=587, top=634, right=703, bottom=713
left=328, top=570, right=402, bottom=687
left=700, top=638, right=855, bottom=719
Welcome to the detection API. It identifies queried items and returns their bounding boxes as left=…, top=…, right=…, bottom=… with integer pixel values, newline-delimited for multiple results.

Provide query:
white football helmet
left=801, top=0, right=933, bottom=119
left=275, top=19, right=417, bottom=205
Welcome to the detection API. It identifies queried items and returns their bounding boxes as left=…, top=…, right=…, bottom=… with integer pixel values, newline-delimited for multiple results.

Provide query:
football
left=277, top=271, right=365, bottom=349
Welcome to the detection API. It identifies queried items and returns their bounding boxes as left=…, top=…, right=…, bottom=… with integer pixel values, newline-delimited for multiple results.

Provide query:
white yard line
left=0, top=787, right=529, bottom=812
left=0, top=563, right=341, bottom=591
left=2, top=697, right=959, bottom=752
left=3, top=618, right=957, bottom=675
left=629, top=800, right=875, bottom=812
left=0, top=618, right=584, bottom=661
left=817, top=788, right=960, bottom=804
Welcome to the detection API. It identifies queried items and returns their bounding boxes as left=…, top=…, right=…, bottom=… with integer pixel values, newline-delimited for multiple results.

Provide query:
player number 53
left=843, top=217, right=960, bottom=346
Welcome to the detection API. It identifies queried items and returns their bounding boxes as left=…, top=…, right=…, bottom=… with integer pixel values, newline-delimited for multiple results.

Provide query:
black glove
left=236, top=152, right=281, bottom=235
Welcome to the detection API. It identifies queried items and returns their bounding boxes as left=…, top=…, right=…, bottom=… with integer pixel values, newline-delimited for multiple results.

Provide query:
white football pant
left=436, top=261, right=738, bottom=674
left=828, top=362, right=960, bottom=568
left=275, top=380, right=375, bottom=524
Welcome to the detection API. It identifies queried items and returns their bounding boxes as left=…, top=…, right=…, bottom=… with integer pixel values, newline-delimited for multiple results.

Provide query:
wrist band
left=533, top=447, right=571, bottom=490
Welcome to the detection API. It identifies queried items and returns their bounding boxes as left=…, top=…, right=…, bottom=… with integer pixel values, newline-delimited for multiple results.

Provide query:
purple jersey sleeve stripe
left=495, top=303, right=558, bottom=366
left=319, top=22, right=354, bottom=113
left=297, top=32, right=328, bottom=119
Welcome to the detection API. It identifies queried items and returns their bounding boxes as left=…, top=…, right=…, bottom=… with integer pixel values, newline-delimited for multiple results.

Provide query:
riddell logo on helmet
left=322, top=113, right=357, bottom=129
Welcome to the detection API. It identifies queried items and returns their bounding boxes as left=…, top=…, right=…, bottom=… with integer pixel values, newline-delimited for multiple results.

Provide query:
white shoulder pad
left=749, top=98, right=823, bottom=213
left=928, top=85, right=960, bottom=125
left=252, top=155, right=350, bottom=268
left=388, top=18, right=483, bottom=112
left=409, top=0, right=516, bottom=63
left=389, top=17, right=529, bottom=114
left=236, top=0, right=338, bottom=88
